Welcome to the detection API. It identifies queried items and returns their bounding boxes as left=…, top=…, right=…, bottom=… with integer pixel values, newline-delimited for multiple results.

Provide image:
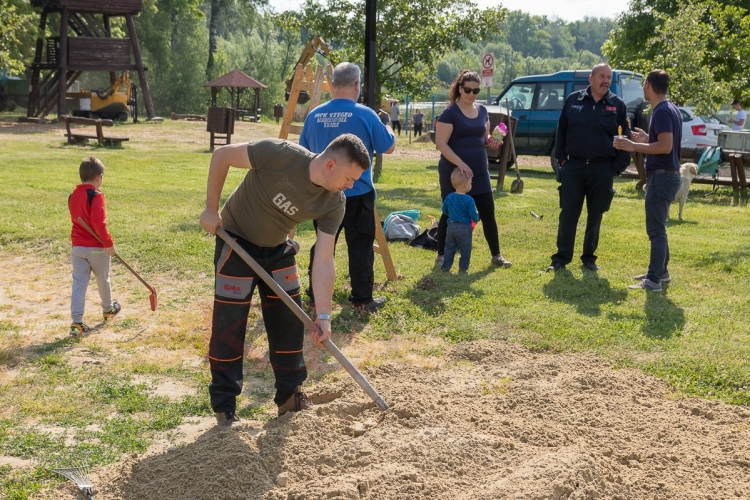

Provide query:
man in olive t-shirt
left=199, top=134, right=370, bottom=426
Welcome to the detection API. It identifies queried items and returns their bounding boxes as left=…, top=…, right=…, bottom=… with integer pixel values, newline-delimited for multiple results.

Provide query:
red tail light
left=691, top=124, right=707, bottom=136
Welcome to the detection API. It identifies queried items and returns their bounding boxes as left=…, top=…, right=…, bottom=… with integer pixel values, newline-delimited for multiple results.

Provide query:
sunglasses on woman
left=461, top=86, right=481, bottom=95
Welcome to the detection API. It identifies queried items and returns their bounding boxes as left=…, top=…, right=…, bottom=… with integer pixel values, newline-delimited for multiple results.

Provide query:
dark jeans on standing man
left=551, top=158, right=615, bottom=266
left=308, top=190, right=376, bottom=305
left=645, top=171, right=682, bottom=283
left=442, top=221, right=473, bottom=272
left=208, top=232, right=305, bottom=414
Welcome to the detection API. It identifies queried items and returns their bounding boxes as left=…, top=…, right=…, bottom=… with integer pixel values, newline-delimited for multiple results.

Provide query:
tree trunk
left=207, top=0, right=219, bottom=79
left=373, top=153, right=383, bottom=182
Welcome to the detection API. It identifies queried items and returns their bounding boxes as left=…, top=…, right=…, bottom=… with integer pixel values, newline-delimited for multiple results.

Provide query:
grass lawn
left=0, top=115, right=748, bottom=497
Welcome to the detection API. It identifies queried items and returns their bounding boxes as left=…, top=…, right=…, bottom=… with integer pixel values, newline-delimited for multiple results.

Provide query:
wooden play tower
left=26, top=0, right=155, bottom=120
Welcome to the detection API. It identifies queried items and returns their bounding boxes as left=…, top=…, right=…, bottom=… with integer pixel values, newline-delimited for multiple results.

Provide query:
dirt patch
left=36, top=340, right=750, bottom=500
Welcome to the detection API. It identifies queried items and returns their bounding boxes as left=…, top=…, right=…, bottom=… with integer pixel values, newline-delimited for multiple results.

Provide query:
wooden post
left=57, top=8, right=70, bottom=119
left=372, top=207, right=397, bottom=281
left=126, top=14, right=155, bottom=120
left=729, top=154, right=740, bottom=193
left=735, top=154, right=747, bottom=189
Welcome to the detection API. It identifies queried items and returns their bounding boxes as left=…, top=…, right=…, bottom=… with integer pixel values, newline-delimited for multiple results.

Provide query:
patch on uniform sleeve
left=215, top=275, right=253, bottom=300
left=272, top=265, right=300, bottom=292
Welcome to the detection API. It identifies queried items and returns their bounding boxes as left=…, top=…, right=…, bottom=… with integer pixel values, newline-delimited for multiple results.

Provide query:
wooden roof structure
left=203, top=69, right=267, bottom=114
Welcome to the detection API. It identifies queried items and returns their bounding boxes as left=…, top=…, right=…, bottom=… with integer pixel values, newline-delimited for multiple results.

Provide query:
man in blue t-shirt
left=614, top=69, right=682, bottom=292
left=300, top=62, right=396, bottom=311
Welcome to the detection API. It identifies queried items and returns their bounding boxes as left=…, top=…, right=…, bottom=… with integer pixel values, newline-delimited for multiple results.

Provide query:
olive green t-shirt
left=221, top=139, right=345, bottom=247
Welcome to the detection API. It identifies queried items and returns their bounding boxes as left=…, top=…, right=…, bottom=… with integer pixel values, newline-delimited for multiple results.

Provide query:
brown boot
left=215, top=411, right=240, bottom=428
left=277, top=386, right=313, bottom=416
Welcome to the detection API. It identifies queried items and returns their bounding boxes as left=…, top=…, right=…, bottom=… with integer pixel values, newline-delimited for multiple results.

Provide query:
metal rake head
left=52, top=465, right=94, bottom=499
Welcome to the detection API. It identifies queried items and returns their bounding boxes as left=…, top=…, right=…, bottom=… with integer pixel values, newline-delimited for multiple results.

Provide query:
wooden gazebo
left=203, top=69, right=267, bottom=120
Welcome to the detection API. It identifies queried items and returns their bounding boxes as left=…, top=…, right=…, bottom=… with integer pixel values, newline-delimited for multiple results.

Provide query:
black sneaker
left=103, top=300, right=121, bottom=321
left=277, top=386, right=314, bottom=416
left=353, top=296, right=386, bottom=312
left=582, top=262, right=600, bottom=272
left=215, top=411, right=240, bottom=428
left=545, top=262, right=566, bottom=272
left=69, top=323, right=91, bottom=336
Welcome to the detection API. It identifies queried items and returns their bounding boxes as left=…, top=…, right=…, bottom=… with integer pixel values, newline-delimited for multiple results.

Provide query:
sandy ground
left=3, top=119, right=749, bottom=499
left=38, top=341, right=750, bottom=500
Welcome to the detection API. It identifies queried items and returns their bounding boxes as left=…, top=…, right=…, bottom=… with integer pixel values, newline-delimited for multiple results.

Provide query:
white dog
left=672, top=163, right=698, bottom=220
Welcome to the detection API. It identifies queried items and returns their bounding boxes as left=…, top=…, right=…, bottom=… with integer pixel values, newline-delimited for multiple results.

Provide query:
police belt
left=646, top=169, right=680, bottom=178
left=568, top=157, right=613, bottom=165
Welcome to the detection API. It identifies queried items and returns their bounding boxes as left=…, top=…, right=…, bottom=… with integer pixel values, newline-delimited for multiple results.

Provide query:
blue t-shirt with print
left=646, top=100, right=682, bottom=171
left=300, top=98, right=395, bottom=197
left=442, top=192, right=479, bottom=226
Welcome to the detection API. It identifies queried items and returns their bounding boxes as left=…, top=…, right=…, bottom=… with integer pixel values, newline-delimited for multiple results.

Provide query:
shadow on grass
left=404, top=266, right=493, bottom=315
left=641, top=285, right=685, bottom=339
left=697, top=248, right=750, bottom=273
left=542, top=268, right=627, bottom=316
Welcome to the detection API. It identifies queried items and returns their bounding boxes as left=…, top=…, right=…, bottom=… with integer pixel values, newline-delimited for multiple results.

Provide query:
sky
left=265, top=0, right=631, bottom=22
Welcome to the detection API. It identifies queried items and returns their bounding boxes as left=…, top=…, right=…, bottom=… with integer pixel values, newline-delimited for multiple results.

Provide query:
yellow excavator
left=66, top=72, right=137, bottom=122
left=284, top=36, right=335, bottom=104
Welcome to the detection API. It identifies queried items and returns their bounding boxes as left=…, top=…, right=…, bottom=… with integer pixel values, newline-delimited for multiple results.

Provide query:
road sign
left=482, top=68, right=494, bottom=77
left=482, top=75, right=493, bottom=88
left=481, top=52, right=494, bottom=70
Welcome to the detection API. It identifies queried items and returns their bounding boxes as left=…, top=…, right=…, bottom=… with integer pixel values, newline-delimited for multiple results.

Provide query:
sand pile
left=44, top=341, right=749, bottom=499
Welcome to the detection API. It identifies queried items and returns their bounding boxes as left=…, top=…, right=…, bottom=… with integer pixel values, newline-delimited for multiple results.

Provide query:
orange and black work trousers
left=208, top=231, right=304, bottom=414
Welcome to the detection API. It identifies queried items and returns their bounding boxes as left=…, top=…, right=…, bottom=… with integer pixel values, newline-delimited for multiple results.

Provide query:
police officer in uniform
left=546, top=63, right=631, bottom=272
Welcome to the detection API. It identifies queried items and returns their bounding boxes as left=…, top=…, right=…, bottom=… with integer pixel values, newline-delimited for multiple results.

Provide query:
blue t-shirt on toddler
left=442, top=192, right=479, bottom=226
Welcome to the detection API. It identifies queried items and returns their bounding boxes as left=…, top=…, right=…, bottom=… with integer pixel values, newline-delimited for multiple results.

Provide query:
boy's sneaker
left=103, top=300, right=121, bottom=321
left=628, top=279, right=662, bottom=292
left=277, top=386, right=314, bottom=416
left=69, top=323, right=91, bottom=336
left=633, top=271, right=671, bottom=283
left=215, top=411, right=240, bottom=428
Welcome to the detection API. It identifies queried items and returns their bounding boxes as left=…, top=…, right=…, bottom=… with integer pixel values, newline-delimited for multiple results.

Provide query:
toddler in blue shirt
left=441, top=168, right=479, bottom=273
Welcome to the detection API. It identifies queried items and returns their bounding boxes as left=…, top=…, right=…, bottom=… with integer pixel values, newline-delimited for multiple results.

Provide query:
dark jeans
left=552, top=159, right=615, bottom=265
left=645, top=172, right=682, bottom=282
left=308, top=190, right=376, bottom=304
left=437, top=191, right=500, bottom=257
left=209, top=233, right=305, bottom=413
left=442, top=221, right=473, bottom=271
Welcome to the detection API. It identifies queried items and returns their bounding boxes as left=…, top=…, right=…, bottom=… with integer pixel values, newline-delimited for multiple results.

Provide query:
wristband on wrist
left=316, top=313, right=332, bottom=321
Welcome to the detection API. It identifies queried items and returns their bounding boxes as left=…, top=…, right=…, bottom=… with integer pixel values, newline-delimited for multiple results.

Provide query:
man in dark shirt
left=547, top=63, right=631, bottom=273
left=614, top=69, right=682, bottom=292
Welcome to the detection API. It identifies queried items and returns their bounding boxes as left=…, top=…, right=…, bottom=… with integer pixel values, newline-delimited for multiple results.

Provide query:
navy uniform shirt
left=555, top=86, right=631, bottom=173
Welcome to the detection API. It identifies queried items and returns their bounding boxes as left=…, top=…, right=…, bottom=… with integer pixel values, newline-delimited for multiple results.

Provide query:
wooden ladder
left=280, top=63, right=397, bottom=281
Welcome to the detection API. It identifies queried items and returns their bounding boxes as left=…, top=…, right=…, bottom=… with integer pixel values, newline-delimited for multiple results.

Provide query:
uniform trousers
left=552, top=159, right=615, bottom=265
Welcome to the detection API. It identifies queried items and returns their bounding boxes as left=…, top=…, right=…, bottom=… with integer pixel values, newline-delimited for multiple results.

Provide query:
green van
left=489, top=69, right=645, bottom=171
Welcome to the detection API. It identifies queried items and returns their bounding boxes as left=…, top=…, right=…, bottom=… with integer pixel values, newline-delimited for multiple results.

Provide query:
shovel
left=76, top=217, right=158, bottom=311
left=215, top=227, right=388, bottom=411
left=505, top=100, right=524, bottom=194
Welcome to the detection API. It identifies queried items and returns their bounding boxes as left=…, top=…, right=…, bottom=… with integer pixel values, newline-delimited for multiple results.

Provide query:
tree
left=278, top=0, right=506, bottom=101
left=604, top=0, right=750, bottom=111
left=0, top=0, right=38, bottom=74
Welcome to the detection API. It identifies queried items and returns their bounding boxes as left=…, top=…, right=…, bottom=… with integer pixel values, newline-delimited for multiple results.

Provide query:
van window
left=501, top=83, right=535, bottom=110
left=620, top=75, right=644, bottom=110
left=572, top=82, right=588, bottom=93
left=537, top=82, right=565, bottom=110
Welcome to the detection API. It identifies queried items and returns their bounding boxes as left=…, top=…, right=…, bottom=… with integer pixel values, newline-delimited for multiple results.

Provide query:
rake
left=52, top=464, right=95, bottom=499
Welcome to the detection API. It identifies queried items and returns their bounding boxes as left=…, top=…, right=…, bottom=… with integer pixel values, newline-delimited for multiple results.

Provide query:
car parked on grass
left=678, top=106, right=729, bottom=148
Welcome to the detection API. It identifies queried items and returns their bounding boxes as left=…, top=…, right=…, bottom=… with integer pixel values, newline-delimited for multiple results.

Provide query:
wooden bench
left=62, top=115, right=129, bottom=146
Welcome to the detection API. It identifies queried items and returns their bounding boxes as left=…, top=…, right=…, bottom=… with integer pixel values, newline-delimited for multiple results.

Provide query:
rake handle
left=75, top=217, right=155, bottom=294
left=215, top=227, right=388, bottom=412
